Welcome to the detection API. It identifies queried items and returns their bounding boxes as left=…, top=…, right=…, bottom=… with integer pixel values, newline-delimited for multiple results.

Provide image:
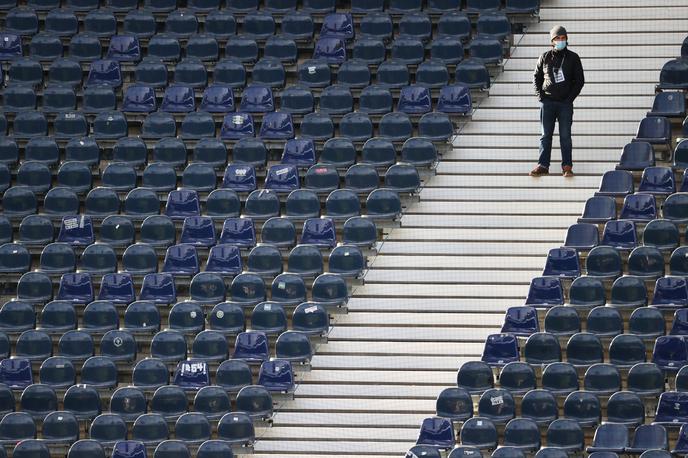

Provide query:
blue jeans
left=538, top=99, right=573, bottom=169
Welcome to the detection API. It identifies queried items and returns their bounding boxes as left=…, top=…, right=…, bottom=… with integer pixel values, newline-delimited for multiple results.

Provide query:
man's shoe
left=562, top=166, right=574, bottom=177
left=529, top=165, right=549, bottom=177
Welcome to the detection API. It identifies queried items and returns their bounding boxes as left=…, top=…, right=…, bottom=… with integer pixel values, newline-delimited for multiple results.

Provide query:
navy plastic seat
left=171, top=359, right=210, bottom=390
left=0, top=32, right=22, bottom=59
left=282, top=139, right=316, bottom=169
left=566, top=332, right=603, bottom=366
left=437, top=85, right=472, bottom=116
left=564, top=223, right=599, bottom=250
left=300, top=217, right=336, bottom=248
left=601, top=219, right=637, bottom=250
left=501, top=306, right=539, bottom=337
left=62, top=384, right=101, bottom=420
left=620, top=193, right=657, bottom=221
left=617, top=141, right=655, bottom=171
left=99, top=216, right=134, bottom=248
left=216, top=359, right=252, bottom=392
left=57, top=272, right=95, bottom=302
left=264, top=36, right=297, bottom=63
left=469, top=35, right=504, bottom=64
left=352, top=38, right=385, bottom=65
left=206, top=301, right=243, bottom=336
left=456, top=58, right=491, bottom=90
left=0, top=358, right=32, bottom=390
left=174, top=413, right=210, bottom=444
left=58, top=330, right=94, bottom=361
left=220, top=112, right=255, bottom=139
left=659, top=58, right=688, bottom=89
left=12, top=439, right=48, bottom=458
left=477, top=11, right=511, bottom=41
left=524, top=276, right=563, bottom=308
left=147, top=34, right=181, bottom=62
left=134, top=58, right=168, bottom=89
left=366, top=188, right=402, bottom=220
left=482, top=333, right=518, bottom=367
left=217, top=411, right=255, bottom=446
left=477, top=388, right=515, bottom=424
left=150, top=330, right=186, bottom=362
left=138, top=274, right=176, bottom=305
left=642, top=219, right=679, bottom=251
left=190, top=385, right=229, bottom=419
left=101, top=330, right=137, bottom=362
left=416, top=417, right=455, bottom=449
left=165, top=10, right=198, bottom=37
left=496, top=361, right=534, bottom=395
left=17, top=272, right=53, bottom=303
left=459, top=417, right=497, bottom=450
left=93, top=111, right=127, bottom=139
left=608, top=273, right=649, bottom=307
left=17, top=216, right=52, bottom=247
left=186, top=35, right=218, bottom=62
left=153, top=441, right=190, bottom=458
left=456, top=360, right=493, bottom=394
left=562, top=391, right=599, bottom=426
left=300, top=112, right=335, bottom=140
left=609, top=334, right=646, bottom=367
left=653, top=276, right=688, bottom=310
left=39, top=300, right=76, bottom=332
left=376, top=60, right=410, bottom=89
left=503, top=418, right=541, bottom=451
left=161, top=85, right=195, bottom=113
left=653, top=335, right=688, bottom=371
left=82, top=301, right=118, bottom=333
left=671, top=425, right=688, bottom=455
left=98, top=273, right=135, bottom=304
left=5, top=6, right=38, bottom=35
left=40, top=243, right=76, bottom=274
left=583, top=363, right=621, bottom=395
left=655, top=391, right=688, bottom=424
left=252, top=58, right=285, bottom=89
left=524, top=332, right=561, bottom=365
left=16, top=162, right=50, bottom=194
left=258, top=359, right=294, bottom=393
left=342, top=216, right=377, bottom=248
left=584, top=246, right=621, bottom=280
left=80, top=355, right=117, bottom=389
left=16, top=330, right=52, bottom=361
left=542, top=247, right=580, bottom=278
left=0, top=300, right=35, bottom=333
left=634, top=116, right=672, bottom=149
left=288, top=244, right=324, bottom=277
left=629, top=307, right=665, bottom=339
left=546, top=419, right=583, bottom=452
left=3, top=85, right=36, bottom=112
left=106, top=35, right=140, bottom=63
left=231, top=331, right=268, bottom=363
left=587, top=422, right=630, bottom=454
left=385, top=163, right=420, bottom=193
left=168, top=301, right=204, bottom=334
left=579, top=196, right=616, bottom=225
left=68, top=440, right=106, bottom=458
left=123, top=301, right=161, bottom=334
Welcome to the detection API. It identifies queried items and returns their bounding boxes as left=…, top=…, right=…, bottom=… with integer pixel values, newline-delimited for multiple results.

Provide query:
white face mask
left=554, top=40, right=567, bottom=50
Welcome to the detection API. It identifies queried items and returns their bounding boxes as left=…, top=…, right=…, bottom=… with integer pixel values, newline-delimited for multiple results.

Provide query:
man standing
left=530, top=25, right=585, bottom=177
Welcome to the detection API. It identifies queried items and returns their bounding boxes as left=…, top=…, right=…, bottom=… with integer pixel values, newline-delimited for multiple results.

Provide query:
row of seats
left=0, top=0, right=540, bottom=15
left=0, top=109, right=456, bottom=142
left=456, top=360, right=668, bottom=398
left=417, top=418, right=688, bottom=457
left=0, top=53, right=492, bottom=90
left=480, top=331, right=688, bottom=372
left=0, top=326, right=313, bottom=362
left=7, top=356, right=294, bottom=393
left=506, top=304, right=688, bottom=340
left=0, top=9, right=512, bottom=43
left=0, top=298, right=330, bottom=337
left=6, top=439, right=244, bottom=458
left=3, top=82, right=473, bottom=116
left=0, top=135, right=442, bottom=170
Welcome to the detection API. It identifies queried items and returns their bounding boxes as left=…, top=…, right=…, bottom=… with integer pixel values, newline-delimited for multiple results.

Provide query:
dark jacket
left=533, top=47, right=584, bottom=103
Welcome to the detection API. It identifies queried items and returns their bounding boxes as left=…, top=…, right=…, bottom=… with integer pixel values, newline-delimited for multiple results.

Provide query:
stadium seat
left=457, top=361, right=493, bottom=394
left=217, top=411, right=255, bottom=446
left=416, top=417, right=455, bottom=449
left=271, top=273, right=307, bottom=305
left=499, top=362, right=535, bottom=395
left=654, top=276, right=688, bottom=309
left=247, top=244, right=283, bottom=277
left=460, top=417, right=497, bottom=450
left=208, top=302, right=244, bottom=335
left=546, top=419, right=583, bottom=452
left=643, top=219, right=680, bottom=251
left=216, top=359, right=252, bottom=392
left=655, top=391, right=688, bottom=424
left=629, top=307, right=666, bottom=338
left=131, top=358, right=170, bottom=390
left=607, top=391, right=645, bottom=426
left=566, top=332, right=603, bottom=366
left=659, top=58, right=688, bottom=90
left=562, top=390, right=600, bottom=426
left=653, top=335, right=688, bottom=371
left=503, top=418, right=541, bottom=451
left=639, top=168, right=676, bottom=198
left=98, top=273, right=135, bottom=304
left=68, top=440, right=106, bottom=458
left=601, top=219, right=637, bottom=250
left=101, top=330, right=137, bottom=362
left=620, top=193, right=657, bottom=221
left=608, top=274, right=649, bottom=306
left=175, top=413, right=210, bottom=444
left=569, top=279, right=605, bottom=309
left=477, top=388, right=515, bottom=424
left=258, top=360, right=294, bottom=393
left=482, top=333, right=518, bottom=367
left=288, top=244, right=324, bottom=277
left=12, top=439, right=48, bottom=458
left=63, top=385, right=101, bottom=420
left=524, top=276, right=564, bottom=307
left=524, top=332, right=560, bottom=364
left=233, top=331, right=269, bottom=362
left=609, top=334, right=646, bottom=367
left=542, top=247, right=580, bottom=278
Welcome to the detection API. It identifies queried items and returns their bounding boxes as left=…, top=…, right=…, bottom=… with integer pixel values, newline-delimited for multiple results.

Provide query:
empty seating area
left=0, top=0, right=536, bottom=457
left=408, top=29, right=688, bottom=458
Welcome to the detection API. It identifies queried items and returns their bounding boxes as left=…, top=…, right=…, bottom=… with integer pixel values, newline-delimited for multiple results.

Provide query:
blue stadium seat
left=542, top=247, right=580, bottom=278
left=16, top=161, right=51, bottom=194
left=230, top=272, right=266, bottom=305
left=0, top=32, right=22, bottom=59
left=98, top=273, right=136, bottom=304
left=524, top=276, right=563, bottom=308
left=659, top=58, right=688, bottom=90
left=186, top=35, right=219, bottom=62
left=482, top=333, right=518, bottom=367
left=663, top=193, right=688, bottom=222
left=609, top=334, right=647, bottom=368
left=131, top=358, right=170, bottom=390
left=504, top=418, right=541, bottom=451
left=3, top=85, right=36, bottom=112
left=68, top=441, right=106, bottom=458
left=601, top=219, right=637, bottom=250
left=150, top=330, right=187, bottom=362
left=172, top=360, right=210, bottom=391
left=546, top=419, right=583, bottom=452
left=100, top=330, right=137, bottom=362
left=566, top=332, right=603, bottom=366
left=583, top=363, right=621, bottom=395
left=16, top=330, right=52, bottom=361
left=501, top=306, right=539, bottom=337
left=628, top=307, right=665, bottom=340
left=653, top=276, right=688, bottom=310
left=524, top=332, right=560, bottom=365
left=39, top=300, right=76, bottom=332
left=456, top=58, right=491, bottom=90
left=135, top=58, right=168, bottom=89
left=169, top=301, right=205, bottom=334
left=62, top=384, right=101, bottom=421
left=12, top=439, right=48, bottom=458
left=562, top=390, right=599, bottom=426
left=620, top=193, right=657, bottom=221
left=416, top=417, right=455, bottom=449
left=122, top=243, right=159, bottom=274
left=192, top=386, right=230, bottom=420
left=252, top=58, right=285, bottom=88
left=123, top=301, right=161, bottom=334
left=217, top=411, right=255, bottom=446
left=175, top=413, right=210, bottom=444
left=225, top=37, right=258, bottom=64
left=199, top=85, right=234, bottom=114
left=436, top=386, right=473, bottom=421
left=627, top=247, right=664, bottom=280
left=0, top=358, right=32, bottom=390
left=216, top=359, right=252, bottom=392
left=82, top=301, right=118, bottom=333
left=655, top=391, right=688, bottom=425
left=304, top=164, right=339, bottom=193
left=189, top=272, right=226, bottom=305
left=58, top=330, right=94, bottom=361
left=240, top=85, right=274, bottom=114
left=469, top=36, right=504, bottom=64
left=207, top=301, right=244, bottom=336
left=161, top=85, right=196, bottom=113
left=587, top=423, right=629, bottom=454
left=80, top=356, right=117, bottom=389
left=584, top=246, right=621, bottom=280
left=264, top=36, right=297, bottom=63
left=460, top=417, right=497, bottom=450
left=220, top=112, right=254, bottom=139
left=232, top=331, right=269, bottom=362
left=205, top=244, right=243, bottom=276
left=639, top=167, right=676, bottom=196
left=543, top=306, right=579, bottom=337
left=112, top=442, right=148, bottom=458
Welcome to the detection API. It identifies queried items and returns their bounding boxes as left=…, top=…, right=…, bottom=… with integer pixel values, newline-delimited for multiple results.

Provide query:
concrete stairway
left=251, top=1, right=688, bottom=456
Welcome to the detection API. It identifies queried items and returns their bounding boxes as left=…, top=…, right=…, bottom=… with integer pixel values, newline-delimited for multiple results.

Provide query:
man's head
left=550, top=25, right=567, bottom=50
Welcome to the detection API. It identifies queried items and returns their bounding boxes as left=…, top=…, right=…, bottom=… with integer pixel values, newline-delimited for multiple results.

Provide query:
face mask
left=554, top=40, right=567, bottom=50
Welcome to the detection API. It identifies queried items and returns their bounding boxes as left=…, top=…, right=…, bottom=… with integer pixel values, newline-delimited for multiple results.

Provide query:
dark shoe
left=529, top=165, right=549, bottom=177
left=562, top=166, right=574, bottom=177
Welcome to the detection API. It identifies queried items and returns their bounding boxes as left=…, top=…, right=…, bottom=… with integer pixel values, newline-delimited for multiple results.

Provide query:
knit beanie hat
left=550, top=25, right=567, bottom=41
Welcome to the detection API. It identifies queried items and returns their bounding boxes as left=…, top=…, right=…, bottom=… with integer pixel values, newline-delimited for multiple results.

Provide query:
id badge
left=554, top=67, right=565, bottom=83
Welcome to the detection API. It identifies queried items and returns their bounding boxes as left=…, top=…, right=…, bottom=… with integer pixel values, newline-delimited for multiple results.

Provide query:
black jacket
left=533, top=47, right=584, bottom=103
